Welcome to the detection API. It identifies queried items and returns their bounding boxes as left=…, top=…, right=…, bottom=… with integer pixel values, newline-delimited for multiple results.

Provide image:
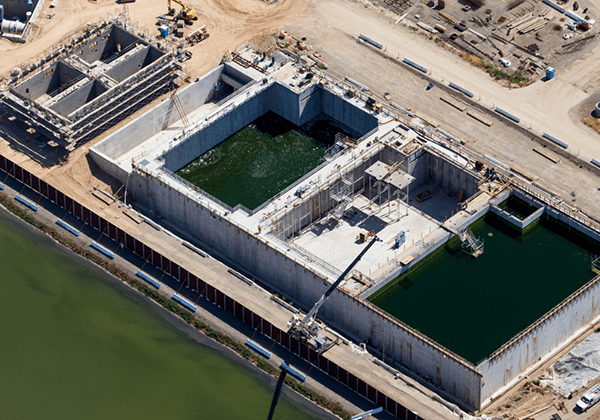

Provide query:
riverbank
left=0, top=184, right=355, bottom=420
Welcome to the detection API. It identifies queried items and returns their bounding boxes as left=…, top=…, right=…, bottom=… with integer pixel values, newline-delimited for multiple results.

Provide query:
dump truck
left=576, top=384, right=600, bottom=412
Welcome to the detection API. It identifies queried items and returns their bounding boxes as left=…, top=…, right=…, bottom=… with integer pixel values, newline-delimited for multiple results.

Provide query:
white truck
left=576, top=384, right=600, bottom=412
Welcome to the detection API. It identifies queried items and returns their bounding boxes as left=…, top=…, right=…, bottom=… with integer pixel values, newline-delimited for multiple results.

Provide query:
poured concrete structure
left=1, top=18, right=181, bottom=146
left=90, top=51, right=600, bottom=413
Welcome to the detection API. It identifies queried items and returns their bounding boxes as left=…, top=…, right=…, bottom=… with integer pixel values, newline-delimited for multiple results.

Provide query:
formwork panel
left=271, top=326, right=281, bottom=343
left=197, top=278, right=206, bottom=295
left=65, top=196, right=74, bottom=214
left=109, top=223, right=117, bottom=241
left=244, top=308, right=253, bottom=326
left=99, top=217, right=108, bottom=235
left=170, top=262, right=179, bottom=279
left=329, top=361, right=339, bottom=379
left=30, top=175, right=40, bottom=192
left=117, top=228, right=126, bottom=246
left=407, top=410, right=416, bottom=420
left=349, top=374, right=358, bottom=392
left=319, top=355, right=328, bottom=371
left=56, top=191, right=65, bottom=209
left=206, top=284, right=215, bottom=303
left=216, top=290, right=224, bottom=308
left=358, top=379, right=367, bottom=398
left=143, top=245, right=153, bottom=263
left=291, top=337, right=299, bottom=355
left=309, top=347, right=318, bottom=366
left=368, top=384, right=377, bottom=402
left=300, top=343, right=309, bottom=360
left=0, top=157, right=5, bottom=171
left=22, top=169, right=31, bottom=186
left=6, top=160, right=14, bottom=176
left=398, top=405, right=407, bottom=419
left=179, top=267, right=188, bottom=285
left=234, top=301, right=244, bottom=320
left=47, top=185, right=56, bottom=202
left=73, top=201, right=82, bottom=219
left=280, top=331, right=290, bottom=348
left=40, top=180, right=48, bottom=198
left=225, top=296, right=234, bottom=314
left=13, top=164, right=22, bottom=182
left=339, top=367, right=348, bottom=386
left=135, top=237, right=143, bottom=256
left=152, top=251, right=162, bottom=268
left=377, top=391, right=386, bottom=409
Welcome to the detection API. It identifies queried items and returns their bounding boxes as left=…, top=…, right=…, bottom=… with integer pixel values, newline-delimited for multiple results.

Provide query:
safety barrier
left=280, top=362, right=307, bottom=382
left=0, top=153, right=418, bottom=420
left=91, top=242, right=115, bottom=259
left=448, top=82, right=474, bottom=98
left=56, top=219, right=80, bottom=237
left=136, top=270, right=161, bottom=289
left=436, top=128, right=460, bottom=143
left=14, top=195, right=38, bottom=211
left=484, top=154, right=509, bottom=170
left=543, top=132, right=569, bottom=149
left=245, top=339, right=272, bottom=359
left=592, top=158, right=600, bottom=169
left=401, top=58, right=427, bottom=74
left=172, top=293, right=197, bottom=312
left=390, top=102, right=415, bottom=117
left=494, top=107, right=520, bottom=123
left=358, top=33, right=383, bottom=50
left=345, top=77, right=369, bottom=91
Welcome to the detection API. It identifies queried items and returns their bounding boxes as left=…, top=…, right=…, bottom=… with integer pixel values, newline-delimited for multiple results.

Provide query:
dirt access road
left=0, top=0, right=309, bottom=79
left=281, top=0, right=600, bottom=164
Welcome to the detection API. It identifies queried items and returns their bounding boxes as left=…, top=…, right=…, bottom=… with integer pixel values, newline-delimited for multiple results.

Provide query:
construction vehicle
left=365, top=96, right=383, bottom=113
left=576, top=384, right=600, bottom=412
left=185, top=24, right=209, bottom=46
left=168, top=0, right=198, bottom=21
left=287, top=236, right=381, bottom=353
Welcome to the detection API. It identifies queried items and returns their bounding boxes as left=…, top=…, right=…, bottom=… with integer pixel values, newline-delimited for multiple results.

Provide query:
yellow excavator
left=167, top=0, right=198, bottom=21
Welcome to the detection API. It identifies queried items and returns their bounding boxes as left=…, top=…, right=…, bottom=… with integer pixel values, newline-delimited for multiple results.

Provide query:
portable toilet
left=546, top=67, right=555, bottom=80
left=159, top=25, right=169, bottom=38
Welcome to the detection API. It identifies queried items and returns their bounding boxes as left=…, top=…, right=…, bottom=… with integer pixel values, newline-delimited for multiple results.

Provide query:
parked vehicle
left=576, top=384, right=600, bottom=412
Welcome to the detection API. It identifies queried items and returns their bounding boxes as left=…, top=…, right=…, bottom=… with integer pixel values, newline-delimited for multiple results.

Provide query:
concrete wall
left=50, top=79, right=108, bottom=116
left=105, top=46, right=152, bottom=82
left=78, top=25, right=144, bottom=65
left=479, top=271, right=600, bottom=403
left=13, top=61, right=85, bottom=100
left=125, top=168, right=482, bottom=410
left=92, top=65, right=225, bottom=162
left=426, top=152, right=479, bottom=199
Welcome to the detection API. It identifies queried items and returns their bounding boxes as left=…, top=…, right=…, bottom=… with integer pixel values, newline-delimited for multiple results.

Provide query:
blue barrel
left=546, top=67, right=555, bottom=80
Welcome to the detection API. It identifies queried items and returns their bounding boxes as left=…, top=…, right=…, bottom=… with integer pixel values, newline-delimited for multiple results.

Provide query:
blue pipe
left=172, top=293, right=197, bottom=312
left=542, top=132, right=568, bottom=149
left=15, top=195, right=38, bottom=211
left=245, top=340, right=272, bottom=359
left=449, top=82, right=474, bottom=98
left=56, top=219, right=80, bottom=236
left=495, top=107, right=520, bottom=123
left=90, top=242, right=115, bottom=259
left=28, top=0, right=33, bottom=12
left=136, top=270, right=161, bottom=289
left=0, top=5, right=4, bottom=21
left=280, top=363, right=306, bottom=382
left=0, top=182, right=4, bottom=190
left=402, top=58, right=428, bottom=73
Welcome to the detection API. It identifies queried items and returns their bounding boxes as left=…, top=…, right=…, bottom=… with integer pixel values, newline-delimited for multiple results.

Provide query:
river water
left=0, top=209, right=325, bottom=419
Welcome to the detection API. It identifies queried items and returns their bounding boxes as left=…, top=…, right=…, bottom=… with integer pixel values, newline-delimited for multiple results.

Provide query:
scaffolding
left=459, top=227, right=484, bottom=258
left=593, top=256, right=600, bottom=275
left=329, top=171, right=354, bottom=219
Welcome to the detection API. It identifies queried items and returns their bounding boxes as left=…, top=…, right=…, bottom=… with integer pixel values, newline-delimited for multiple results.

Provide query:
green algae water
left=0, top=210, right=324, bottom=420
left=177, top=112, right=339, bottom=210
left=371, top=215, right=600, bottom=365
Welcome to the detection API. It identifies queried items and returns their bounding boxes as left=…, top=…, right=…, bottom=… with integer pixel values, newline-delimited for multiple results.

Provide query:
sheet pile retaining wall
left=0, top=152, right=422, bottom=420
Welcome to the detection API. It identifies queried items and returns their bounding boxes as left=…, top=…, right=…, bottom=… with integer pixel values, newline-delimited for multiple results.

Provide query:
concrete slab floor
left=294, top=194, right=438, bottom=277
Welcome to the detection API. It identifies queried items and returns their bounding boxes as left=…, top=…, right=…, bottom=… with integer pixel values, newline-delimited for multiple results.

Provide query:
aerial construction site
left=2, top=0, right=600, bottom=419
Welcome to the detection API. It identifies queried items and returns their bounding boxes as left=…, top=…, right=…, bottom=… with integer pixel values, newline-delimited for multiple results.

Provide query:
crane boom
left=297, top=236, right=380, bottom=330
